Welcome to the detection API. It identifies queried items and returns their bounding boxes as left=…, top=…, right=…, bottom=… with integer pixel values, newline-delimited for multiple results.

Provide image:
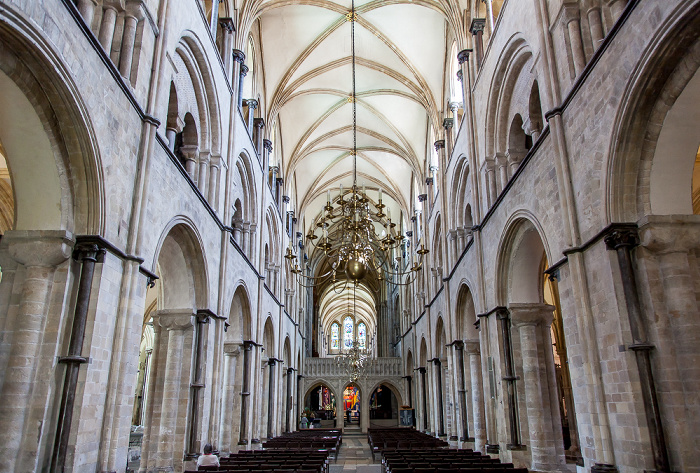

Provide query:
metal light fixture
left=285, top=0, right=428, bottom=289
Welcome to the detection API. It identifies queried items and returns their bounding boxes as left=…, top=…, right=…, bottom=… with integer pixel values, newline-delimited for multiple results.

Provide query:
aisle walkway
left=330, top=432, right=381, bottom=473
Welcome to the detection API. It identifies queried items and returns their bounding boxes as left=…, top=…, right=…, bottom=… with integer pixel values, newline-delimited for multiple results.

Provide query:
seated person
left=197, top=443, right=219, bottom=469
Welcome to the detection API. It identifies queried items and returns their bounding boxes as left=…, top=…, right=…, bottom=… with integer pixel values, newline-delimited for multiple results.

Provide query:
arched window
left=331, top=322, right=340, bottom=350
left=358, top=322, right=366, bottom=349
left=343, top=316, right=354, bottom=349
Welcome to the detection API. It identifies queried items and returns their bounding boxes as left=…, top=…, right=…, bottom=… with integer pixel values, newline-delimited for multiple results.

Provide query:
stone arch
left=406, top=349, right=414, bottom=374
left=450, top=155, right=469, bottom=228
left=435, top=315, right=447, bottom=359
left=495, top=213, right=552, bottom=306
left=419, top=337, right=428, bottom=366
left=175, top=33, right=222, bottom=156
left=0, top=10, right=104, bottom=235
left=263, top=315, right=275, bottom=357
left=605, top=3, right=700, bottom=222
left=484, top=34, right=535, bottom=158
left=456, top=283, right=479, bottom=340
left=227, top=282, right=252, bottom=342
left=153, top=219, right=209, bottom=310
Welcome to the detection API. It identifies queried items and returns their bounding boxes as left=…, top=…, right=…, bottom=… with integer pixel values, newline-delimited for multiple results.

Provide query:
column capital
left=442, top=118, right=454, bottom=130
left=254, top=117, right=265, bottom=129
left=434, top=139, right=445, bottom=151
left=604, top=227, right=639, bottom=251
left=638, top=215, right=700, bottom=254
left=457, top=49, right=472, bottom=64
left=240, top=64, right=249, bottom=77
left=469, top=18, right=486, bottom=34
left=449, top=101, right=463, bottom=111
left=154, top=309, right=196, bottom=331
left=451, top=339, right=464, bottom=350
left=232, top=49, right=245, bottom=64
left=219, top=17, right=235, bottom=33
left=224, top=341, right=243, bottom=355
left=263, top=139, right=273, bottom=152
left=463, top=340, right=480, bottom=355
left=244, top=98, right=258, bottom=109
left=509, top=303, right=555, bottom=328
left=5, top=230, right=74, bottom=267
left=559, top=2, right=581, bottom=25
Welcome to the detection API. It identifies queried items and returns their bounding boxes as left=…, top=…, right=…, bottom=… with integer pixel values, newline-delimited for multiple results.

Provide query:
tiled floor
left=330, top=433, right=381, bottom=473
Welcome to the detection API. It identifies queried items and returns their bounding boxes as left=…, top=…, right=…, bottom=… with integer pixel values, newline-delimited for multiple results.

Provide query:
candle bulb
left=387, top=207, right=391, bottom=220
left=339, top=184, right=343, bottom=200
left=327, top=189, right=331, bottom=204
left=378, top=188, right=382, bottom=201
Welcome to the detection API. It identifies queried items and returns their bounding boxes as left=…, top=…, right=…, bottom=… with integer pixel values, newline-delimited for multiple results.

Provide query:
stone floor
left=330, top=431, right=381, bottom=473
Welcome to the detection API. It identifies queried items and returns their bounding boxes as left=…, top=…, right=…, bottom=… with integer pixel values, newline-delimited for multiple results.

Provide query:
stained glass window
left=344, top=316, right=353, bottom=349
left=358, top=322, right=366, bottom=349
left=331, top=323, right=339, bottom=350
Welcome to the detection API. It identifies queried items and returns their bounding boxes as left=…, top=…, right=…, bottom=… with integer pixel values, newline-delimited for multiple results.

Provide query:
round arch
left=495, top=212, right=552, bottom=306
left=605, top=7, right=700, bottom=221
left=0, top=10, right=104, bottom=235
left=152, top=220, right=209, bottom=310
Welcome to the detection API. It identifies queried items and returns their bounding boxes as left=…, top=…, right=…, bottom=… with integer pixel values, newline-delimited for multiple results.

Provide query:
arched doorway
left=369, top=384, right=400, bottom=427
left=307, top=384, right=336, bottom=424
left=343, top=384, right=361, bottom=428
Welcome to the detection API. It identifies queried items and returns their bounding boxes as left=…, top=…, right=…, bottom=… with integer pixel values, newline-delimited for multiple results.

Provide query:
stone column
left=262, top=139, right=273, bottom=175
left=50, top=243, right=103, bottom=473
left=285, top=368, right=294, bottom=432
left=77, top=0, right=99, bottom=32
left=187, top=312, right=209, bottom=457
left=238, top=340, right=254, bottom=445
left=238, top=64, right=249, bottom=110
left=448, top=230, right=458, bottom=266
left=219, top=19, right=235, bottom=77
left=605, top=228, right=670, bottom=472
left=267, top=358, right=277, bottom=438
left=241, top=222, right=251, bottom=254
left=470, top=19, right=486, bottom=69
left=254, top=118, right=265, bottom=157
left=587, top=7, right=605, bottom=50
left=506, top=148, right=527, bottom=178
left=118, top=3, right=142, bottom=79
left=153, top=310, right=195, bottom=471
left=0, top=231, right=72, bottom=471
left=453, top=341, right=470, bottom=441
left=232, top=49, right=245, bottom=109
left=510, top=304, right=563, bottom=471
left=497, top=307, right=522, bottom=449
left=418, top=367, right=428, bottom=432
left=495, top=153, right=508, bottom=193
left=443, top=118, right=454, bottom=160
left=482, top=158, right=496, bottom=207
left=464, top=340, right=486, bottom=454
left=450, top=101, right=461, bottom=135
left=220, top=342, right=240, bottom=455
left=208, top=155, right=221, bottom=206
left=98, top=2, right=119, bottom=52
left=457, top=50, right=471, bottom=110
left=639, top=218, right=700, bottom=468
left=198, top=151, right=210, bottom=194
left=431, top=358, right=446, bottom=436
left=563, top=6, right=586, bottom=77
left=180, top=145, right=198, bottom=180
left=245, top=99, right=258, bottom=132
left=209, top=0, right=220, bottom=34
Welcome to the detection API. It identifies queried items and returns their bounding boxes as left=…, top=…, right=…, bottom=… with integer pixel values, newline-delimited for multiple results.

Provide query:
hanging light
left=285, top=0, right=428, bottom=289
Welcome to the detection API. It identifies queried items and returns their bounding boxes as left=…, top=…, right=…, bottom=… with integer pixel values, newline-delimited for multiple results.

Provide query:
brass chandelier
left=284, top=0, right=428, bottom=289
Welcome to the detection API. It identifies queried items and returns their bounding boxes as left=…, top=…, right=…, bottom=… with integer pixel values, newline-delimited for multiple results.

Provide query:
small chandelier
left=336, top=339, right=372, bottom=383
left=285, top=0, right=428, bottom=289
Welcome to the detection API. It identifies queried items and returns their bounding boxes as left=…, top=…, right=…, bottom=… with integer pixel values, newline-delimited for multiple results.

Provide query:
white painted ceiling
left=258, top=0, right=450, bottom=233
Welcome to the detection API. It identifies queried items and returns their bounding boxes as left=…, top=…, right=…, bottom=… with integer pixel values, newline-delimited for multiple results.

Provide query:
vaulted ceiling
left=255, top=0, right=456, bottom=233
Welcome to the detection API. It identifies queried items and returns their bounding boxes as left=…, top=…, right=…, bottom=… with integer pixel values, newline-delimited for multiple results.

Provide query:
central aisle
left=330, top=432, right=381, bottom=473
